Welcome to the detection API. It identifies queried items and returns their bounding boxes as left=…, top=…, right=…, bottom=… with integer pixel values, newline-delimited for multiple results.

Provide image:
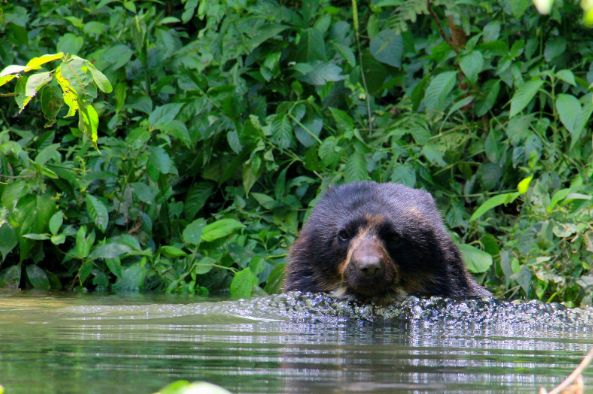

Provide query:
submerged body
left=284, top=182, right=490, bottom=301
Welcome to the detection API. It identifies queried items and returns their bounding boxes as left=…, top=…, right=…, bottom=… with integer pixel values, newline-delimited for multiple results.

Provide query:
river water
left=0, top=291, right=592, bottom=393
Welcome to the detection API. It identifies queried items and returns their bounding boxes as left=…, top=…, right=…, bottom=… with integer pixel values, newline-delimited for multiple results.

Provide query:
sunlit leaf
left=517, top=175, right=533, bottom=195
left=470, top=192, right=520, bottom=222
left=24, top=52, right=64, bottom=71
left=19, top=71, right=53, bottom=112
left=79, top=104, right=99, bottom=145
left=0, top=65, right=26, bottom=77
left=55, top=65, right=79, bottom=117
left=0, top=75, right=17, bottom=87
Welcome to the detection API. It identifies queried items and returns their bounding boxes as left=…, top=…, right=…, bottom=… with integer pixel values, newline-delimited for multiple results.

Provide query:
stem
left=351, top=0, right=373, bottom=132
left=542, top=347, right=593, bottom=394
left=287, top=113, right=322, bottom=144
left=427, top=1, right=456, bottom=53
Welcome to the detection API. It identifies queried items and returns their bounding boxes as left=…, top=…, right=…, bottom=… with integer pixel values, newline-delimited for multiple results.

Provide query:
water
left=0, top=291, right=592, bottom=394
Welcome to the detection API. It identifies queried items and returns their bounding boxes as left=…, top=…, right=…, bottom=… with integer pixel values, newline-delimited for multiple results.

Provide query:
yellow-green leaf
left=21, top=72, right=53, bottom=112
left=0, top=65, right=27, bottom=77
left=24, top=52, right=65, bottom=71
left=79, top=104, right=99, bottom=145
left=517, top=175, right=533, bottom=195
left=0, top=75, right=17, bottom=87
left=55, top=65, right=79, bottom=117
left=470, top=192, right=520, bottom=222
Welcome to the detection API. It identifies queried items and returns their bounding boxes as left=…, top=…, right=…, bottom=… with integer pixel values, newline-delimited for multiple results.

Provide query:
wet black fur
left=284, top=181, right=491, bottom=298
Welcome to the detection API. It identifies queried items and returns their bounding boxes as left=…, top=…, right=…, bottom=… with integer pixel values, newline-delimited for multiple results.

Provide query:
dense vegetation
left=1, top=0, right=592, bottom=305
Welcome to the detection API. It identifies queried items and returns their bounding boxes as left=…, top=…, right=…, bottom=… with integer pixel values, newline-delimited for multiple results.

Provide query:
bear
left=284, top=181, right=491, bottom=301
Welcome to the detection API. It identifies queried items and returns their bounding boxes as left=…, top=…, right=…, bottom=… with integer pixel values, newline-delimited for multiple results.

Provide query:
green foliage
left=1, top=0, right=593, bottom=305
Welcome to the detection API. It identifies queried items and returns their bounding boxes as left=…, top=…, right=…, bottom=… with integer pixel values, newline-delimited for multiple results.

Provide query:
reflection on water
left=0, top=291, right=591, bottom=393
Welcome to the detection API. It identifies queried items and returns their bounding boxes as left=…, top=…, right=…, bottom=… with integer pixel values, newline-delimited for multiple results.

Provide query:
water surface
left=0, top=291, right=592, bottom=393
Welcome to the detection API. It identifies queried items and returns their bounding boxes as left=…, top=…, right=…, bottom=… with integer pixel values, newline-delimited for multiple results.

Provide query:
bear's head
left=284, top=182, right=489, bottom=301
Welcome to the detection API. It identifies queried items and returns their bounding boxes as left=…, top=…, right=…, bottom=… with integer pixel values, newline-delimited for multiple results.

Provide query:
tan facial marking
left=337, top=227, right=369, bottom=277
left=364, top=214, right=385, bottom=227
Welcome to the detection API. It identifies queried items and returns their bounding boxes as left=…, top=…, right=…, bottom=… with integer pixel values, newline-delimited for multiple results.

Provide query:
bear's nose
left=356, top=255, right=383, bottom=278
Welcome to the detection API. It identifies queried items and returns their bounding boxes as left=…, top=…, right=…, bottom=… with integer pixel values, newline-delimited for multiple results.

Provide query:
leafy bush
left=1, top=0, right=592, bottom=305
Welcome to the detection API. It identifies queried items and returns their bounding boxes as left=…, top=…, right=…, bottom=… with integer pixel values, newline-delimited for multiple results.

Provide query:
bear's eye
left=379, top=225, right=401, bottom=243
left=337, top=229, right=351, bottom=243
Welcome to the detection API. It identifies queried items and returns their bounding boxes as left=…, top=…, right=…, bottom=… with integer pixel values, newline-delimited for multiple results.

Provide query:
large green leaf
left=294, top=27, right=327, bottom=63
left=458, top=243, right=493, bottom=274
left=26, top=265, right=50, bottom=290
left=182, top=218, right=206, bottom=245
left=271, top=115, right=293, bottom=149
left=459, top=51, right=483, bottom=84
left=369, top=29, right=403, bottom=68
left=470, top=192, right=520, bottom=222
left=160, top=246, right=187, bottom=258
left=48, top=211, right=63, bottom=235
left=556, top=94, right=581, bottom=136
left=423, top=71, right=457, bottom=112
left=112, top=263, right=146, bottom=291
left=57, top=33, right=84, bottom=54
left=156, top=120, right=191, bottom=148
left=89, top=243, right=132, bottom=260
left=40, top=84, right=63, bottom=126
left=85, top=194, right=109, bottom=232
left=0, top=224, right=17, bottom=261
left=193, top=257, right=215, bottom=275
left=295, top=62, right=345, bottom=86
left=555, top=94, right=592, bottom=146
left=230, top=268, right=259, bottom=299
left=475, top=79, right=500, bottom=116
left=87, top=62, right=112, bottom=93
left=149, top=103, right=183, bottom=128
left=509, top=79, right=543, bottom=117
left=147, top=146, right=176, bottom=180
left=184, top=183, right=214, bottom=220
left=201, top=219, right=244, bottom=242
left=344, top=147, right=368, bottom=182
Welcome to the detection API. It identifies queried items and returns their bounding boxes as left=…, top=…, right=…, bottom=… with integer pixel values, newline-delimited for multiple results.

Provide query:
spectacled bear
left=284, top=182, right=491, bottom=301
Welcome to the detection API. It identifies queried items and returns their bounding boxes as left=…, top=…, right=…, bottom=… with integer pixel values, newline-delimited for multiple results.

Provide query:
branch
left=539, top=347, right=593, bottom=394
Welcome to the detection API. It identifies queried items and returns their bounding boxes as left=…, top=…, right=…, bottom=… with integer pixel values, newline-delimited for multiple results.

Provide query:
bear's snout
left=350, top=238, right=385, bottom=279
left=342, top=235, right=397, bottom=297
